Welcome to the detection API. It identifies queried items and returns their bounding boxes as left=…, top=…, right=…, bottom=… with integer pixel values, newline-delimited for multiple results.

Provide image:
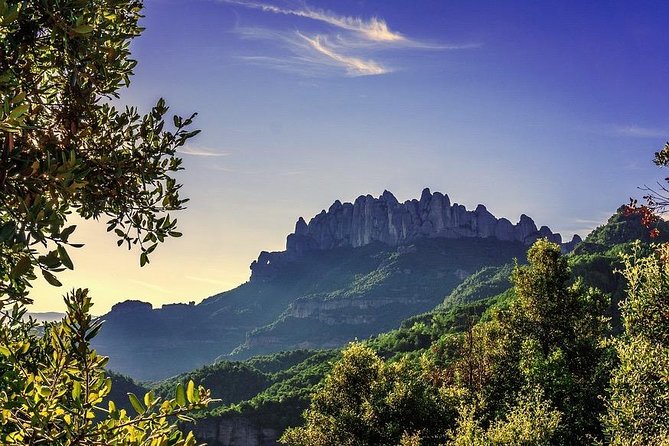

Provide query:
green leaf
left=186, top=380, right=196, bottom=403
left=127, top=392, right=145, bottom=415
left=84, top=319, right=103, bottom=341
left=175, top=383, right=186, bottom=406
left=42, top=270, right=62, bottom=287
left=72, top=381, right=81, bottom=400
left=10, top=256, right=31, bottom=279
left=60, top=225, right=77, bottom=241
left=9, top=104, right=29, bottom=119
left=10, top=91, right=26, bottom=104
left=144, top=390, right=154, bottom=408
left=57, top=245, right=74, bottom=270
left=0, top=346, right=10, bottom=357
left=139, top=252, right=149, bottom=267
left=72, top=24, right=94, bottom=34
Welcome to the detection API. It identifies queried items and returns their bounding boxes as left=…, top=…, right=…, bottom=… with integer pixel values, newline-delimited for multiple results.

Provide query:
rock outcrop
left=561, top=234, right=583, bottom=253
left=192, top=416, right=280, bottom=446
left=251, top=189, right=578, bottom=281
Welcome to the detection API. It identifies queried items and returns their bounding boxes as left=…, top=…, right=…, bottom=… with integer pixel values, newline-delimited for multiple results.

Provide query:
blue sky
left=30, top=0, right=669, bottom=312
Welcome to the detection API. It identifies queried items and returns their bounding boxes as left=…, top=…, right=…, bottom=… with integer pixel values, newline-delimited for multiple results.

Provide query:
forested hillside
left=104, top=207, right=669, bottom=446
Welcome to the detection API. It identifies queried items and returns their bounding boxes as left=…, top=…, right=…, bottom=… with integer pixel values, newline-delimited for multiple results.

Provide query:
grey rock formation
left=561, top=234, right=583, bottom=253
left=110, top=300, right=153, bottom=313
left=193, top=416, right=279, bottom=446
left=251, top=189, right=579, bottom=281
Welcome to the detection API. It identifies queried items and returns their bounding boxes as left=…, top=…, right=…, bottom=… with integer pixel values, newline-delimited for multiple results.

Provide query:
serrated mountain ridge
left=251, top=188, right=580, bottom=281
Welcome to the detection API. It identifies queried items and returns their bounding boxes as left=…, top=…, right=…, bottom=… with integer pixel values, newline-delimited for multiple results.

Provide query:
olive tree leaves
left=0, top=289, right=215, bottom=445
left=0, top=0, right=199, bottom=305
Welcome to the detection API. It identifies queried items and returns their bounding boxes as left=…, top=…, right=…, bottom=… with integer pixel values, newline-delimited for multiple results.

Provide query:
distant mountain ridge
left=26, top=312, right=65, bottom=323
left=251, top=188, right=580, bottom=281
left=93, top=189, right=579, bottom=380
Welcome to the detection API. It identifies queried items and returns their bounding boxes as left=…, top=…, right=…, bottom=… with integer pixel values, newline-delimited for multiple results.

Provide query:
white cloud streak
left=223, top=0, right=478, bottom=77
left=236, top=26, right=391, bottom=76
left=296, top=32, right=388, bottom=76
left=179, top=145, right=230, bottom=157
left=221, top=0, right=405, bottom=42
left=615, top=125, right=669, bottom=139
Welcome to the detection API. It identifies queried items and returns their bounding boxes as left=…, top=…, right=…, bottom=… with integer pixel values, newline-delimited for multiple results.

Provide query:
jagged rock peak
left=381, top=190, right=399, bottom=206
left=289, top=189, right=569, bottom=249
left=252, top=190, right=581, bottom=280
left=295, top=217, right=308, bottom=235
left=110, top=300, right=153, bottom=313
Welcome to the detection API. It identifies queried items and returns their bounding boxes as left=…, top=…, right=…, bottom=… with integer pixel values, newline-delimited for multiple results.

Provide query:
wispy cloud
left=296, top=32, right=388, bottom=76
left=236, top=26, right=391, bottom=76
left=221, top=0, right=405, bottom=42
left=185, top=275, right=230, bottom=286
left=221, top=0, right=477, bottom=77
left=615, top=125, right=669, bottom=139
left=129, top=280, right=168, bottom=293
left=278, top=170, right=307, bottom=176
left=179, top=145, right=230, bottom=157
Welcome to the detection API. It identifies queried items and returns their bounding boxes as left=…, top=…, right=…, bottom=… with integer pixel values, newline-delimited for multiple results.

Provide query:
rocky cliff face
left=193, top=417, right=279, bottom=446
left=251, top=189, right=579, bottom=281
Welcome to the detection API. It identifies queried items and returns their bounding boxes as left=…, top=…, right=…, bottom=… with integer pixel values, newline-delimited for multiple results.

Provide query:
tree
left=0, top=0, right=213, bottom=443
left=0, top=290, right=214, bottom=445
left=603, top=242, right=669, bottom=445
left=638, top=141, right=669, bottom=215
left=478, top=240, right=610, bottom=445
left=623, top=141, right=669, bottom=238
left=280, top=343, right=461, bottom=446
left=0, top=0, right=197, bottom=306
left=448, top=388, right=561, bottom=446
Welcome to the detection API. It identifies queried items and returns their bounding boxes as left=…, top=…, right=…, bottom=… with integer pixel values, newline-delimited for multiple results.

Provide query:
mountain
left=93, top=189, right=578, bottom=381
left=251, top=188, right=579, bottom=281
left=161, top=208, right=650, bottom=446
left=102, top=206, right=658, bottom=446
left=26, top=312, right=65, bottom=323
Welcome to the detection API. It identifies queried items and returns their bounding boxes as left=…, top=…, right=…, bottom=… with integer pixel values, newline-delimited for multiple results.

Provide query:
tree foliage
left=280, top=343, right=460, bottom=446
left=281, top=240, right=612, bottom=445
left=0, top=0, right=214, bottom=443
left=604, top=242, right=669, bottom=445
left=498, top=240, right=610, bottom=444
left=0, top=289, right=214, bottom=445
left=0, top=0, right=197, bottom=306
left=638, top=141, right=669, bottom=215
left=449, top=389, right=561, bottom=446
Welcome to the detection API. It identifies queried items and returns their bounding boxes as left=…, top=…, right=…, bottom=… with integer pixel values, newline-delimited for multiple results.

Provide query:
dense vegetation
left=104, top=208, right=667, bottom=445
left=281, top=239, right=610, bottom=445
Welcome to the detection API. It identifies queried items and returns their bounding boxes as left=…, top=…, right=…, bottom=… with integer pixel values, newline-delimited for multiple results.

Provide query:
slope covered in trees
left=117, top=207, right=669, bottom=446
left=95, top=237, right=530, bottom=380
